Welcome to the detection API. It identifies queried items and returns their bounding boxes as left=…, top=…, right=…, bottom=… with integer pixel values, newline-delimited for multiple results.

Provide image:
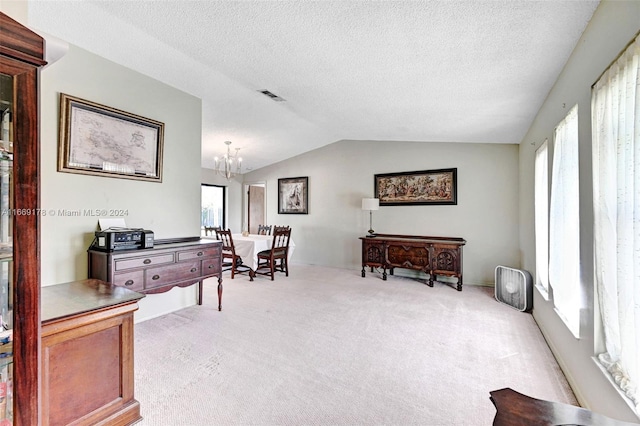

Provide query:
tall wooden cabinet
left=0, top=12, right=46, bottom=425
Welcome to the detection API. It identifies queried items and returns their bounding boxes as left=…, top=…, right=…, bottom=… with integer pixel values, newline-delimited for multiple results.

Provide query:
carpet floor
left=134, top=264, right=576, bottom=425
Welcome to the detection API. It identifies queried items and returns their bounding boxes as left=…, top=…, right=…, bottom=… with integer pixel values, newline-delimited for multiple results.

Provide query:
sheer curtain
left=592, top=34, right=640, bottom=411
left=549, top=105, right=581, bottom=337
left=534, top=140, right=549, bottom=296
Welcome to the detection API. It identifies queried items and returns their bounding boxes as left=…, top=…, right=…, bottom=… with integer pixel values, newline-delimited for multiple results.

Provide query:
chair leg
left=231, top=258, right=235, bottom=279
left=270, top=258, right=275, bottom=281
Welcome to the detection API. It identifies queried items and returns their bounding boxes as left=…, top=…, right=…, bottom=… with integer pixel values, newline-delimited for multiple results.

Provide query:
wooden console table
left=360, top=234, right=466, bottom=290
left=88, top=238, right=223, bottom=310
left=490, top=387, right=639, bottom=425
left=41, top=279, right=145, bottom=426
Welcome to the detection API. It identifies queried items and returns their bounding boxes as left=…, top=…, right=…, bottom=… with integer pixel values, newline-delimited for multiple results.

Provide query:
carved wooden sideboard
left=88, top=238, right=223, bottom=310
left=360, top=234, right=466, bottom=290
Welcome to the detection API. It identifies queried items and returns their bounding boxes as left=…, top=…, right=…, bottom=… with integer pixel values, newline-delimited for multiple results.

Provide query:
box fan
left=494, top=266, right=533, bottom=312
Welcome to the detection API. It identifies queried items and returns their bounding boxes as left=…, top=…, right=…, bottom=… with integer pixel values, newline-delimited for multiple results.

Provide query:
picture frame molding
left=278, top=176, right=309, bottom=214
left=374, top=168, right=457, bottom=206
left=58, top=93, right=165, bottom=182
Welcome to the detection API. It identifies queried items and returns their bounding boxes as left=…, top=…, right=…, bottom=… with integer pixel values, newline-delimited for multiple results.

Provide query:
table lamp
left=362, top=198, right=379, bottom=237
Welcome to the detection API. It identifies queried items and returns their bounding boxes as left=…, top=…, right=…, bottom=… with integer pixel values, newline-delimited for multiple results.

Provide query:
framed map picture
left=58, top=93, right=164, bottom=182
left=278, top=176, right=308, bottom=214
left=374, top=168, right=457, bottom=206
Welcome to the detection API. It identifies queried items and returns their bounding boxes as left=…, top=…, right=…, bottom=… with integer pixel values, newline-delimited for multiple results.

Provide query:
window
left=534, top=139, right=549, bottom=297
left=592, top=33, right=640, bottom=412
left=549, top=105, right=581, bottom=337
left=201, top=184, right=225, bottom=235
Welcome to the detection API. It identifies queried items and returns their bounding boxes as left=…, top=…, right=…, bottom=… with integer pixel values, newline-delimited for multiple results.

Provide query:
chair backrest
left=215, top=228, right=236, bottom=254
left=272, top=225, right=290, bottom=234
left=257, top=225, right=272, bottom=235
left=204, top=226, right=220, bottom=236
left=271, top=227, right=291, bottom=250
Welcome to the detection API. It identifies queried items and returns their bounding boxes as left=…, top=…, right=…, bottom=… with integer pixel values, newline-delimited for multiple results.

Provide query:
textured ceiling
left=27, top=1, right=600, bottom=172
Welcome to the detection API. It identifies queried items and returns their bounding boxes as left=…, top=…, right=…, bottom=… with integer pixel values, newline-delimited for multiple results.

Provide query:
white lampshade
left=362, top=198, right=379, bottom=211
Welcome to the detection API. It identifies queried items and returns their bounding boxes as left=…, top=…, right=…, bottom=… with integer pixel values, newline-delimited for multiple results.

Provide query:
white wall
left=244, top=139, right=519, bottom=286
left=519, top=0, right=640, bottom=421
left=40, top=44, right=203, bottom=321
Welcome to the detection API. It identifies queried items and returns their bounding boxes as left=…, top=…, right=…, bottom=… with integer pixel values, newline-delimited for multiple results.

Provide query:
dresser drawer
left=113, top=270, right=145, bottom=292
left=177, top=246, right=220, bottom=262
left=115, top=253, right=175, bottom=271
left=201, top=258, right=221, bottom=276
left=145, top=261, right=201, bottom=289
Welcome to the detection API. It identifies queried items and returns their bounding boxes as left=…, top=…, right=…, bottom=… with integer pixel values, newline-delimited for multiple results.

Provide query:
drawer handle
left=143, top=259, right=152, bottom=264
left=197, top=251, right=204, bottom=257
left=208, top=264, right=214, bottom=269
left=190, top=268, right=197, bottom=273
left=152, top=274, right=160, bottom=280
left=125, top=279, right=134, bottom=286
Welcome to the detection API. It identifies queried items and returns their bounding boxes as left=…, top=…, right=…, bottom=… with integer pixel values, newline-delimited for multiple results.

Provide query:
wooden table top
left=490, top=388, right=639, bottom=426
left=42, top=278, right=145, bottom=324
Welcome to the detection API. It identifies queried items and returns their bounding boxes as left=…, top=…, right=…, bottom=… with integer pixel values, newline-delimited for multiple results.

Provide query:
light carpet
left=134, top=264, right=576, bottom=425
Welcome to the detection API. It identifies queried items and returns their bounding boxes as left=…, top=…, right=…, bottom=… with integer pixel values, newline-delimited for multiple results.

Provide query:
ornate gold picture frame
left=58, top=93, right=164, bottom=182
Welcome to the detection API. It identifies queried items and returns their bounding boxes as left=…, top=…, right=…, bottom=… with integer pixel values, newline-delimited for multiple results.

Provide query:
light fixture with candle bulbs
left=213, top=140, right=242, bottom=180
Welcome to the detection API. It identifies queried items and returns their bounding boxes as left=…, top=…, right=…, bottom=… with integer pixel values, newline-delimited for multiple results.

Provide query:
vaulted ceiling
left=27, top=1, right=600, bottom=172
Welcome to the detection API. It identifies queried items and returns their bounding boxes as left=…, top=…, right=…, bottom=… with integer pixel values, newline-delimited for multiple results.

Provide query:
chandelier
left=213, top=141, right=242, bottom=180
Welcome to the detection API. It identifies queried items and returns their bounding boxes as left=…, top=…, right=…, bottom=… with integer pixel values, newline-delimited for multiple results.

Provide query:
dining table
left=229, top=233, right=296, bottom=272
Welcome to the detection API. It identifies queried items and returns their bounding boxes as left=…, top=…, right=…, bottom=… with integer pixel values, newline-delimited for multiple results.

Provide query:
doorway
left=245, top=182, right=266, bottom=234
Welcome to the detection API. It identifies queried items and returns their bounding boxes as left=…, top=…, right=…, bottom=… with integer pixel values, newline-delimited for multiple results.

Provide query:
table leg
left=198, top=280, right=203, bottom=305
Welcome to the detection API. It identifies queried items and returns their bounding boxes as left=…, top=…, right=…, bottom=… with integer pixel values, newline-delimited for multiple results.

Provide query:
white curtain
left=549, top=105, right=581, bottom=337
left=534, top=140, right=549, bottom=295
left=592, top=34, right=640, bottom=411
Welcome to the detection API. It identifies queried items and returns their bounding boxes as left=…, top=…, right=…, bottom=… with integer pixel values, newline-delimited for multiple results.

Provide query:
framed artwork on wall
left=374, top=168, right=457, bottom=206
left=58, top=93, right=165, bottom=182
left=278, top=176, right=308, bottom=214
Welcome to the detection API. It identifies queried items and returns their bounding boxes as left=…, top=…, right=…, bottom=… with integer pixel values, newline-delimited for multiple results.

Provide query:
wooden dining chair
left=257, top=224, right=272, bottom=235
left=254, top=227, right=291, bottom=280
left=215, top=228, right=253, bottom=280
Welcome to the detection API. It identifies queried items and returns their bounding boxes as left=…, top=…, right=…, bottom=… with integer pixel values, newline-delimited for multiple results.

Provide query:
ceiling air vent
left=258, top=90, right=286, bottom=102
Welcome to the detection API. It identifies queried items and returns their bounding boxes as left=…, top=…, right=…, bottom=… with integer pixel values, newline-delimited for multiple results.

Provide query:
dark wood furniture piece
left=41, top=279, right=144, bottom=426
left=215, top=228, right=253, bottom=280
left=0, top=12, right=47, bottom=425
left=490, top=387, right=639, bottom=426
left=88, top=238, right=224, bottom=310
left=360, top=234, right=466, bottom=290
left=203, top=226, right=219, bottom=236
left=257, top=224, right=271, bottom=235
left=254, top=227, right=292, bottom=280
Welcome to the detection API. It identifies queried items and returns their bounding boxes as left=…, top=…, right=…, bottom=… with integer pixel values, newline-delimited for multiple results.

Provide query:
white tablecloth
left=205, top=234, right=295, bottom=271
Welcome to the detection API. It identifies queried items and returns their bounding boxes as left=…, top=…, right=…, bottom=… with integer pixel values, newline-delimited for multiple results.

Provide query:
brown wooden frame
left=0, top=12, right=46, bottom=425
left=58, top=93, right=164, bottom=182
left=374, top=168, right=457, bottom=206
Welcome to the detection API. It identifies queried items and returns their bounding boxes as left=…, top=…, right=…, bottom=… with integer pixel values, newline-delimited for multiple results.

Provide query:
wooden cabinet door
left=431, top=244, right=462, bottom=277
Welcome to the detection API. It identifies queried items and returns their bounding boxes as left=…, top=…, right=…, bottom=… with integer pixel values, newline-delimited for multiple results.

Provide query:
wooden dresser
left=360, top=234, right=466, bottom=290
left=88, top=238, right=223, bottom=310
left=41, top=279, right=144, bottom=426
